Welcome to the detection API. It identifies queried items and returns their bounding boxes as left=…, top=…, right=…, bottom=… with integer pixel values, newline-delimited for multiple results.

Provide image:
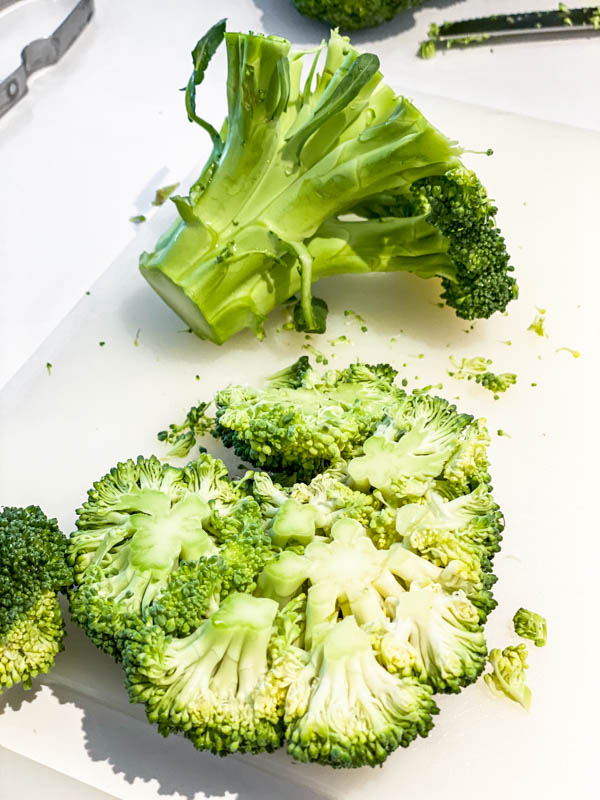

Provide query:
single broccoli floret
left=484, top=643, right=531, bottom=709
left=157, top=401, right=214, bottom=458
left=215, top=358, right=406, bottom=480
left=257, top=517, right=486, bottom=691
left=285, top=616, right=438, bottom=767
left=448, top=356, right=517, bottom=399
left=140, top=26, right=516, bottom=344
left=442, top=417, right=491, bottom=494
left=372, top=584, right=488, bottom=693
left=513, top=607, right=547, bottom=647
left=0, top=506, right=72, bottom=694
left=122, top=593, right=286, bottom=754
left=149, top=499, right=275, bottom=637
left=396, top=485, right=504, bottom=568
left=67, top=454, right=244, bottom=657
left=292, top=0, right=426, bottom=30
left=347, top=394, right=473, bottom=502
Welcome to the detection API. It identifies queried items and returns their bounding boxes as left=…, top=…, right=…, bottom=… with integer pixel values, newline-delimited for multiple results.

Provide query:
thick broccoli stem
left=140, top=29, right=462, bottom=343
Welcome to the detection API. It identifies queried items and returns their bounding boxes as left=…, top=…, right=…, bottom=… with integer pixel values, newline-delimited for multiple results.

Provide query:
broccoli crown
left=0, top=506, right=72, bottom=692
left=292, top=0, right=425, bottom=30
left=484, top=643, right=531, bottom=709
left=87, top=359, right=506, bottom=769
left=140, top=26, right=516, bottom=344
left=215, top=358, right=406, bottom=480
left=513, top=607, right=547, bottom=647
left=122, top=593, right=285, bottom=754
left=67, top=454, right=244, bottom=657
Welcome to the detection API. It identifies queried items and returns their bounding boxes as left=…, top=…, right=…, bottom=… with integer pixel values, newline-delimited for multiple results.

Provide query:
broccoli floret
left=67, top=454, right=244, bottom=657
left=347, top=394, right=474, bottom=501
left=373, top=584, right=488, bottom=692
left=484, top=643, right=532, bottom=709
left=0, top=506, right=72, bottom=694
left=149, top=499, right=275, bottom=637
left=396, top=485, right=504, bottom=568
left=285, top=616, right=438, bottom=767
left=442, top=417, right=491, bottom=494
left=513, top=607, right=547, bottom=647
left=215, top=358, right=406, bottom=480
left=122, top=593, right=286, bottom=754
left=140, top=27, right=516, bottom=344
left=292, top=0, right=426, bottom=30
left=257, top=517, right=486, bottom=692
left=253, top=469, right=378, bottom=537
left=448, top=356, right=517, bottom=398
left=157, top=400, right=214, bottom=458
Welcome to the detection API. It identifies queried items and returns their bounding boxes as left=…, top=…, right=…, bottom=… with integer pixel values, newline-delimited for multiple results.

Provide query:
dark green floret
left=0, top=506, right=72, bottom=694
left=292, top=0, right=427, bottom=30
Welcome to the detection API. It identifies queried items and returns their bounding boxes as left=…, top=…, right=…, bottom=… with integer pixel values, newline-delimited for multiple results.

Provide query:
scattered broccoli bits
left=484, top=643, right=531, bottom=709
left=513, top=608, right=547, bottom=647
left=69, top=359, right=511, bottom=767
left=447, top=356, right=517, bottom=399
left=140, top=25, right=517, bottom=344
left=0, top=506, right=72, bottom=694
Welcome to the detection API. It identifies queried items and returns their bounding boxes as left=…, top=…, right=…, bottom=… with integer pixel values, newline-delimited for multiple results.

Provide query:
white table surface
left=0, top=1, right=598, bottom=797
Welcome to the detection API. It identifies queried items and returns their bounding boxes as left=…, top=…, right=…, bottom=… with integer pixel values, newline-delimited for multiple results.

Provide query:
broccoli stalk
left=0, top=506, right=72, bottom=694
left=140, top=26, right=516, bottom=344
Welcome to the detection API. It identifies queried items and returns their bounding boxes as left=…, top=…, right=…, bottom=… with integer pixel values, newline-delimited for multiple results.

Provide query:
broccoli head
left=140, top=26, right=516, bottom=344
left=67, top=454, right=244, bottom=657
left=292, top=1, right=426, bottom=30
left=0, top=506, right=72, bottom=694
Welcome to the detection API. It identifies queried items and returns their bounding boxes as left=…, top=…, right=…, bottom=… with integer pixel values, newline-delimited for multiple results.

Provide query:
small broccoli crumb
left=46, top=362, right=52, bottom=375
left=501, top=340, right=512, bottom=346
left=361, top=325, right=368, bottom=333
left=528, top=308, right=547, bottom=337
left=558, top=2, right=573, bottom=25
left=497, top=429, right=511, bottom=438
left=344, top=309, right=367, bottom=326
left=556, top=347, right=580, bottom=358
left=130, top=215, right=146, bottom=224
left=390, top=337, right=397, bottom=344
left=302, top=343, right=329, bottom=365
left=531, top=382, right=537, bottom=387
left=418, top=40, right=437, bottom=60
left=152, top=183, right=180, bottom=206
left=134, top=329, right=141, bottom=347
left=99, top=341, right=105, bottom=347
left=329, top=335, right=351, bottom=347
left=513, top=608, right=547, bottom=647
left=158, top=401, right=215, bottom=458
left=401, top=378, right=408, bottom=387
left=85, top=291, right=90, bottom=296
left=448, top=356, right=517, bottom=399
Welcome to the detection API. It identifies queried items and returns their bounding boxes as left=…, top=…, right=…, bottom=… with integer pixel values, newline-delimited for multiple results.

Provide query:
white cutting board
left=0, top=94, right=598, bottom=800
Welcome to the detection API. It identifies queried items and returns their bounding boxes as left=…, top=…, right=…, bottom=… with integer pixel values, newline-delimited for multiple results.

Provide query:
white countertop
left=0, top=0, right=598, bottom=390
left=0, top=2, right=598, bottom=798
